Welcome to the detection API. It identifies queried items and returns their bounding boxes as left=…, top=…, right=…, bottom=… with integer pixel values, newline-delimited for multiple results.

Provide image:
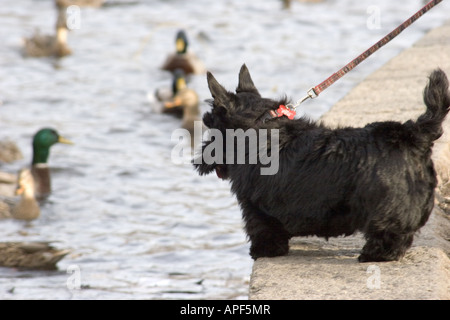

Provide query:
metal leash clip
left=286, top=87, right=318, bottom=111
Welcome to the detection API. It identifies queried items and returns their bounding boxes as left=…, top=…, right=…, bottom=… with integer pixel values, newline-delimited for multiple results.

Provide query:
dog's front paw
left=250, top=240, right=289, bottom=260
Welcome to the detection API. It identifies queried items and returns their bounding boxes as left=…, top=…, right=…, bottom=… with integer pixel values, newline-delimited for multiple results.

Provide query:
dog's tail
left=416, top=68, right=450, bottom=144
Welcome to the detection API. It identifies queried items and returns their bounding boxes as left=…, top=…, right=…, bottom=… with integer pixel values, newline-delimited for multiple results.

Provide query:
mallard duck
left=23, top=3, right=72, bottom=58
left=30, top=128, right=73, bottom=200
left=0, top=128, right=73, bottom=201
left=161, top=30, right=206, bottom=75
left=0, top=241, right=69, bottom=270
left=0, top=140, right=23, bottom=164
left=0, top=169, right=40, bottom=221
left=151, top=69, right=190, bottom=118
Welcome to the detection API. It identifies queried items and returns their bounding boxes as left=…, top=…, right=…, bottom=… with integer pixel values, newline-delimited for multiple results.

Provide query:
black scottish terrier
left=194, top=64, right=450, bottom=262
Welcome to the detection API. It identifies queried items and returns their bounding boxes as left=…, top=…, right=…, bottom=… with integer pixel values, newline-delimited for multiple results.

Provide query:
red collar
left=258, top=105, right=296, bottom=123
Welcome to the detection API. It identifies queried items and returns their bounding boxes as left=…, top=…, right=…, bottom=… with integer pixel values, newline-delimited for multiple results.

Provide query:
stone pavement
left=249, top=20, right=450, bottom=300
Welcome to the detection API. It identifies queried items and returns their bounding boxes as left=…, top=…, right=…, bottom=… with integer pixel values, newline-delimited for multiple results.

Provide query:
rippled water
left=0, top=0, right=448, bottom=300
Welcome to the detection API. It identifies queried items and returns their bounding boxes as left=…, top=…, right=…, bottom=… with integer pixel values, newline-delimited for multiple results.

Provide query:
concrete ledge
left=249, top=20, right=450, bottom=300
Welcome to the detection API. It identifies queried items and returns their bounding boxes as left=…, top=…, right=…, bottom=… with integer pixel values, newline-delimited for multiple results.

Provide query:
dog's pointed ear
left=207, top=71, right=229, bottom=104
left=236, top=64, right=260, bottom=95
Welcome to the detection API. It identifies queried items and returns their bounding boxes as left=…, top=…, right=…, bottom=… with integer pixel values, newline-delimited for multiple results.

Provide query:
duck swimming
left=0, top=169, right=40, bottom=221
left=152, top=69, right=190, bottom=118
left=0, top=128, right=73, bottom=201
left=30, top=128, right=73, bottom=200
left=161, top=30, right=206, bottom=75
left=23, top=1, right=72, bottom=58
left=0, top=241, right=69, bottom=270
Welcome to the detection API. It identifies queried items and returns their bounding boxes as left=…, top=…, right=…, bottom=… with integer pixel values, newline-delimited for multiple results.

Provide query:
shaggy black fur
left=193, top=64, right=450, bottom=262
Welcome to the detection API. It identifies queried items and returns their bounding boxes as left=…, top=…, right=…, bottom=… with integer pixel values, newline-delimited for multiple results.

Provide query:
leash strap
left=296, top=0, right=443, bottom=107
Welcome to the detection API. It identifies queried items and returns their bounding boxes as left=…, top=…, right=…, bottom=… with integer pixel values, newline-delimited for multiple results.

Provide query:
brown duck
left=161, top=30, right=206, bottom=75
left=23, top=1, right=72, bottom=58
left=153, top=69, right=190, bottom=118
left=0, top=241, right=69, bottom=270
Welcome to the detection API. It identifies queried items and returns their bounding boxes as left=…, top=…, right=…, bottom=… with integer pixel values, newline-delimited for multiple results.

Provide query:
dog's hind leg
left=358, top=231, right=414, bottom=262
left=240, top=202, right=290, bottom=259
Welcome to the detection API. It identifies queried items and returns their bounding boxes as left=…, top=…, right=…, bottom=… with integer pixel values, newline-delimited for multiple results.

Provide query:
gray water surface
left=0, top=0, right=448, bottom=300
